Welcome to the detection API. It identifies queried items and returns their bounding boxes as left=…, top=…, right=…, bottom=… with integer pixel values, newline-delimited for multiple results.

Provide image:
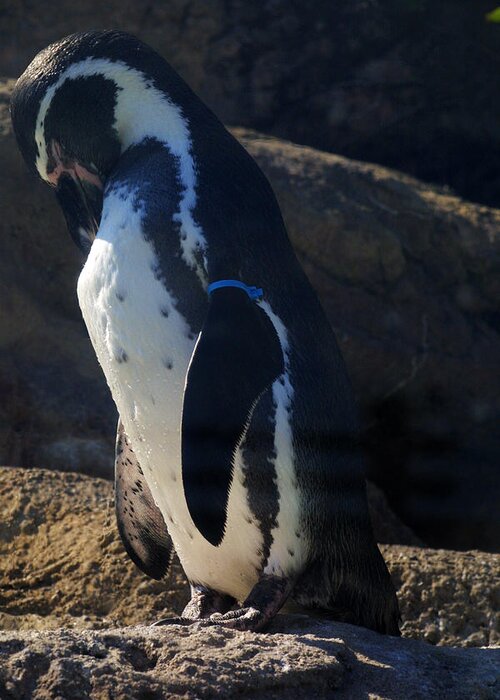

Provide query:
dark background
left=3, top=0, right=500, bottom=208
left=0, top=0, right=499, bottom=552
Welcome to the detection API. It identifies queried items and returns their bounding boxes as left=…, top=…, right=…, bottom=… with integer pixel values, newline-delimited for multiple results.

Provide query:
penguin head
left=11, top=31, right=201, bottom=253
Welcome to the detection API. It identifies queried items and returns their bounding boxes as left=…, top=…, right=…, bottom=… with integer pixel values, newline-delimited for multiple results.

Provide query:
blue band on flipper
left=207, top=280, right=263, bottom=300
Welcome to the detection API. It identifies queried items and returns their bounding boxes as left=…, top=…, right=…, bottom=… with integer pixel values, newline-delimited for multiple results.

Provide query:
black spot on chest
left=115, top=348, right=128, bottom=363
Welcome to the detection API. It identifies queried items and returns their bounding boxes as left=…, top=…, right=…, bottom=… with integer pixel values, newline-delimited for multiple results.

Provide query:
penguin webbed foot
left=150, top=608, right=265, bottom=631
left=152, top=576, right=291, bottom=632
left=204, top=606, right=266, bottom=631
left=203, top=574, right=292, bottom=632
left=181, top=583, right=235, bottom=620
left=151, top=615, right=193, bottom=627
left=151, top=583, right=235, bottom=628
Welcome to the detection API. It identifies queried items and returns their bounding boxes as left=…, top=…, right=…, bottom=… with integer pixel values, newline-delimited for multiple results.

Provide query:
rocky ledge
left=0, top=467, right=498, bottom=698
left=1, top=617, right=499, bottom=700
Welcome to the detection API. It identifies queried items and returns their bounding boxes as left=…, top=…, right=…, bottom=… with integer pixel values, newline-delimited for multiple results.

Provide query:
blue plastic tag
left=207, top=280, right=263, bottom=301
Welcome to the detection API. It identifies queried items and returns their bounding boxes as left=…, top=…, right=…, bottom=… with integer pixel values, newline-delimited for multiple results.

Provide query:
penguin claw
left=150, top=608, right=269, bottom=632
left=150, top=616, right=193, bottom=627
left=205, top=606, right=269, bottom=632
left=195, top=574, right=292, bottom=631
left=152, top=576, right=289, bottom=632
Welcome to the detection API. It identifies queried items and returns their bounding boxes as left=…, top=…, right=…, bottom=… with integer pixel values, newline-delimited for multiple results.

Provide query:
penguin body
left=77, top=164, right=275, bottom=600
left=11, top=30, right=400, bottom=633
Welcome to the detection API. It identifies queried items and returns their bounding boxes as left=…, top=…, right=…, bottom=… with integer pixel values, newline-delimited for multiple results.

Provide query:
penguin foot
left=150, top=615, right=194, bottom=627
left=201, top=574, right=293, bottom=632
left=205, top=606, right=267, bottom=631
left=151, top=584, right=235, bottom=627
left=152, top=576, right=291, bottom=632
left=150, top=609, right=266, bottom=632
left=181, top=583, right=235, bottom=620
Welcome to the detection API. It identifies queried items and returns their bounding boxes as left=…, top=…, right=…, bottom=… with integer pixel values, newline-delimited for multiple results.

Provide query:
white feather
left=259, top=302, right=307, bottom=577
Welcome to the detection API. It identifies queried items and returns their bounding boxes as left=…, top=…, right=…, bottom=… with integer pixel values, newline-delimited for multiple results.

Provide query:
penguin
left=11, top=30, right=400, bottom=634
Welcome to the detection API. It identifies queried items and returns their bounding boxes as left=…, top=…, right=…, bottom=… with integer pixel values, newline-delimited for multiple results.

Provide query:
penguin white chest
left=76, top=195, right=265, bottom=600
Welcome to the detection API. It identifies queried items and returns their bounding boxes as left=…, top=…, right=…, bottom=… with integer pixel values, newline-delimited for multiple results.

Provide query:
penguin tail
left=292, top=531, right=401, bottom=636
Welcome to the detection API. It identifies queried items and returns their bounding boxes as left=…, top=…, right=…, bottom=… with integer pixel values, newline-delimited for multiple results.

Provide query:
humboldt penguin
left=11, top=30, right=400, bottom=634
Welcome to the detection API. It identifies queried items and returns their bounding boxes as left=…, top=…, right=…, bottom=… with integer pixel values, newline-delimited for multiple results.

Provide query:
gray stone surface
left=0, top=618, right=498, bottom=700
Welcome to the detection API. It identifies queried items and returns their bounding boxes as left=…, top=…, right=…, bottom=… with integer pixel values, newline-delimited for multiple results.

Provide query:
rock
left=366, top=482, right=423, bottom=547
left=0, top=2, right=498, bottom=207
left=381, top=545, right=500, bottom=649
left=38, top=437, right=113, bottom=477
left=2, top=72, right=499, bottom=549
left=0, top=623, right=344, bottom=699
left=0, top=617, right=499, bottom=699
left=0, top=467, right=498, bottom=651
left=0, top=467, right=189, bottom=632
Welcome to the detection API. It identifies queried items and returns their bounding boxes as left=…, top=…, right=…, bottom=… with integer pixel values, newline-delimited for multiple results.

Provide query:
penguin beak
left=55, top=171, right=103, bottom=254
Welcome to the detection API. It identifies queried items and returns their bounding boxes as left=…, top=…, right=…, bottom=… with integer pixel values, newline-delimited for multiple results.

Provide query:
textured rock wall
left=2, top=1, right=499, bottom=207
left=1, top=621, right=498, bottom=700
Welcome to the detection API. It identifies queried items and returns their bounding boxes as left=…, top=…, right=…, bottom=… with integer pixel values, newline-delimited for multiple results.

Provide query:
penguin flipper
left=182, top=287, right=284, bottom=546
left=115, top=420, right=174, bottom=579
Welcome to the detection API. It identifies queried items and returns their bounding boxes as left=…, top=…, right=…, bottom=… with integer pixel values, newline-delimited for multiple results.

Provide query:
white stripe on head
left=35, top=57, right=206, bottom=278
